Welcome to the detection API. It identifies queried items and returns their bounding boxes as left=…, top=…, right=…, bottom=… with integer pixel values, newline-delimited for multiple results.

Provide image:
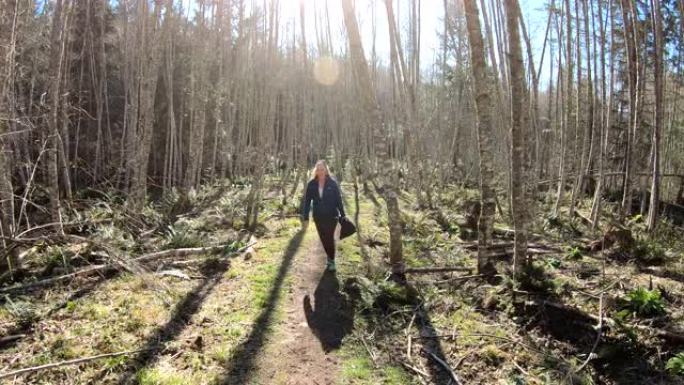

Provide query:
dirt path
left=252, top=226, right=353, bottom=385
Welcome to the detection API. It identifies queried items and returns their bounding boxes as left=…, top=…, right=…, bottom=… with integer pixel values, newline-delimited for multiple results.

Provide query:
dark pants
left=314, top=217, right=337, bottom=261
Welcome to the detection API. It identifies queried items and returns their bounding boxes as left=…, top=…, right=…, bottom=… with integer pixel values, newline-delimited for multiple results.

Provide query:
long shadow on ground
left=523, top=298, right=669, bottom=384
left=117, top=257, right=234, bottom=385
left=303, top=271, right=354, bottom=352
left=215, top=229, right=305, bottom=385
left=408, top=285, right=459, bottom=385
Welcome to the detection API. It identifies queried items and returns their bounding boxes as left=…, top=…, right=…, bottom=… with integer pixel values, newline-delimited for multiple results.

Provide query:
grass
left=339, top=345, right=411, bottom=385
left=5, top=180, right=684, bottom=385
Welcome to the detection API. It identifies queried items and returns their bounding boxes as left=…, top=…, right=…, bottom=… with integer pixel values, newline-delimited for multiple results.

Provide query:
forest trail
left=251, top=224, right=350, bottom=385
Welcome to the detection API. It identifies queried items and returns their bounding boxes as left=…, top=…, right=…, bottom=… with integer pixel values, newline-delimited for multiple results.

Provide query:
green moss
left=136, top=368, right=191, bottom=385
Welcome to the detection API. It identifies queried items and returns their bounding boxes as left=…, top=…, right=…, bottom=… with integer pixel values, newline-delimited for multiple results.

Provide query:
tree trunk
left=463, top=0, right=496, bottom=275
left=619, top=0, right=638, bottom=217
left=504, top=0, right=528, bottom=281
left=647, top=0, right=663, bottom=231
left=46, top=0, right=66, bottom=233
left=341, top=0, right=405, bottom=277
left=128, top=1, right=164, bottom=210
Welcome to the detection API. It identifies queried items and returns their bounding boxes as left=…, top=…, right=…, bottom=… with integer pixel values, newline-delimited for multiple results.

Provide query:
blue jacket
left=301, top=176, right=346, bottom=221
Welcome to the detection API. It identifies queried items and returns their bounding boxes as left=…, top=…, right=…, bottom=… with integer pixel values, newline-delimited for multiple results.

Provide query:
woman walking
left=301, top=160, right=346, bottom=272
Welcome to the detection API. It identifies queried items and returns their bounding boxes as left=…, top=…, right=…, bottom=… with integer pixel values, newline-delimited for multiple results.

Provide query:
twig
left=401, top=361, right=429, bottom=378
left=0, top=348, right=154, bottom=380
left=422, top=348, right=463, bottom=385
left=358, top=333, right=377, bottom=367
left=406, top=311, right=417, bottom=361
left=574, top=294, right=604, bottom=373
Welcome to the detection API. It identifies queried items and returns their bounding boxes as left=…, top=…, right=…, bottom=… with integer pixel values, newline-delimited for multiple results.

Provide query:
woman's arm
left=301, top=183, right=313, bottom=220
left=336, top=183, right=346, bottom=218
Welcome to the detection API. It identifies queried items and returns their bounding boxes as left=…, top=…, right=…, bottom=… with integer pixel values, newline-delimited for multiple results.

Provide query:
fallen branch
left=405, top=266, right=472, bottom=274
left=459, top=241, right=562, bottom=252
left=0, top=242, right=256, bottom=294
left=0, top=334, right=25, bottom=346
left=0, top=348, right=154, bottom=380
left=575, top=294, right=604, bottom=374
left=401, top=361, right=429, bottom=378
left=422, top=348, right=463, bottom=385
left=429, top=274, right=486, bottom=284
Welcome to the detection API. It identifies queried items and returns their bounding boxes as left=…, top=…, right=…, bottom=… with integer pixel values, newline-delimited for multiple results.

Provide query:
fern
left=666, top=352, right=684, bottom=375
left=163, top=225, right=202, bottom=249
left=565, top=246, right=583, bottom=260
left=621, top=287, right=666, bottom=318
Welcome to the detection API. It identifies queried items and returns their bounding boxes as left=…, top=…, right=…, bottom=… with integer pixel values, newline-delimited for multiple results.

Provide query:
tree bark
left=463, top=0, right=496, bottom=275
left=127, top=1, right=164, bottom=210
left=504, top=0, right=529, bottom=280
left=647, top=0, right=663, bottom=231
left=341, top=0, right=404, bottom=276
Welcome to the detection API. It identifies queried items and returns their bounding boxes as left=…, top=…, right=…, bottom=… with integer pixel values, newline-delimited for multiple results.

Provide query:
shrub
left=163, top=225, right=202, bottom=249
left=632, top=239, right=666, bottom=265
left=565, top=246, right=583, bottom=260
left=666, top=352, right=684, bottom=375
left=620, top=287, right=666, bottom=318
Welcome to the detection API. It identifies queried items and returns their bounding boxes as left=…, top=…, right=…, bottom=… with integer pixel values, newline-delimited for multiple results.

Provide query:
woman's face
left=315, top=163, right=327, bottom=179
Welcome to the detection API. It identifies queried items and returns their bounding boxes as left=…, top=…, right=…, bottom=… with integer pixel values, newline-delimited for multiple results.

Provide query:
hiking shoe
left=326, top=260, right=336, bottom=272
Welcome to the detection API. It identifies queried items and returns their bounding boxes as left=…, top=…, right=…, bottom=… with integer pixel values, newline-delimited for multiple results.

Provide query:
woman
left=301, top=160, right=346, bottom=272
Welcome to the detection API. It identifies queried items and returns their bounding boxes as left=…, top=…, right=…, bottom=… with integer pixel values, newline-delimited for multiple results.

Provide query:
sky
left=176, top=0, right=553, bottom=82
left=275, top=0, right=552, bottom=78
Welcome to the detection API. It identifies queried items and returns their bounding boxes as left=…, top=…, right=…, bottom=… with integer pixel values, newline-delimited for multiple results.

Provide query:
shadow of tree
left=522, top=298, right=667, bottom=384
left=0, top=270, right=117, bottom=353
left=407, top=285, right=458, bottom=385
left=303, top=270, right=354, bottom=352
left=117, top=257, right=233, bottom=385
left=214, top=229, right=305, bottom=385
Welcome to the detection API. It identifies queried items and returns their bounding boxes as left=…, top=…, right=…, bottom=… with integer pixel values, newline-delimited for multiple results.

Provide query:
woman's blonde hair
left=311, top=160, right=331, bottom=180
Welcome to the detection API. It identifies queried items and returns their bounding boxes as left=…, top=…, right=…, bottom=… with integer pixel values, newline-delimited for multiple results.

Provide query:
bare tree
left=463, top=0, right=497, bottom=275
left=341, top=0, right=405, bottom=278
left=647, top=0, right=663, bottom=230
left=504, top=0, right=529, bottom=281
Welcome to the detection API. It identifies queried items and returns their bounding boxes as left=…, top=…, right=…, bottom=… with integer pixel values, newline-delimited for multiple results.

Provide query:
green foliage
left=503, top=262, right=555, bottom=293
left=619, top=287, right=666, bottom=318
left=632, top=238, right=666, bottom=265
left=162, top=225, right=202, bottom=249
left=565, top=246, right=583, bottom=261
left=223, top=240, right=246, bottom=253
left=666, top=352, right=684, bottom=375
left=545, top=258, right=562, bottom=269
left=346, top=276, right=411, bottom=313
left=3, top=296, right=38, bottom=324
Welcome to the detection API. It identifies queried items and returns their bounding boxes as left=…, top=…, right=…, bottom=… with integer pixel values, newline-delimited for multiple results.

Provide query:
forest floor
left=1, top=178, right=684, bottom=384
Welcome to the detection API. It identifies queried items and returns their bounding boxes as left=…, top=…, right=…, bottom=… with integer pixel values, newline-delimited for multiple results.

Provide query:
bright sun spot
left=313, top=56, right=340, bottom=86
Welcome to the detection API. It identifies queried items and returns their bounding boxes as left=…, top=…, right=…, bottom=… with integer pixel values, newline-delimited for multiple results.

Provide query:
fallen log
left=404, top=266, right=472, bottom=274
left=0, top=242, right=256, bottom=294
left=0, top=334, right=25, bottom=347
left=459, top=241, right=562, bottom=252
left=428, top=274, right=486, bottom=284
